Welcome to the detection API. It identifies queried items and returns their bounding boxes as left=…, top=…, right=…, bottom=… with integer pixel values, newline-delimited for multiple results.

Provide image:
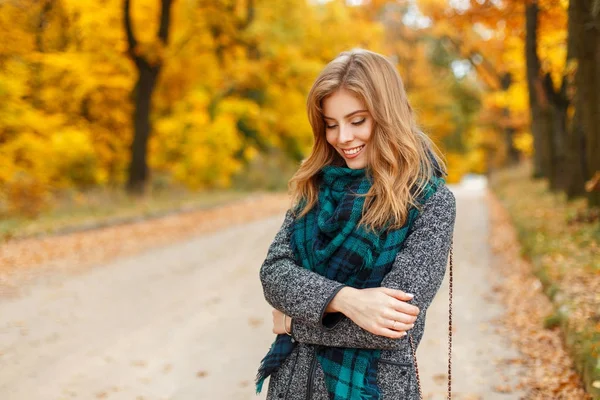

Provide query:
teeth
left=343, top=145, right=364, bottom=155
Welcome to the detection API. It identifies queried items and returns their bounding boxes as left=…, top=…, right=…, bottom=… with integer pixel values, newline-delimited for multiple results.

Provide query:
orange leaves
left=489, top=161, right=600, bottom=399
left=0, top=192, right=290, bottom=296
left=0, top=0, right=483, bottom=209
left=585, top=172, right=600, bottom=193
left=3, top=173, right=50, bottom=219
left=488, top=196, right=592, bottom=398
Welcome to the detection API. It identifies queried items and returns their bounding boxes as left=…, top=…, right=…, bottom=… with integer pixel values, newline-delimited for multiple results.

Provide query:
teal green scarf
left=256, top=164, right=444, bottom=399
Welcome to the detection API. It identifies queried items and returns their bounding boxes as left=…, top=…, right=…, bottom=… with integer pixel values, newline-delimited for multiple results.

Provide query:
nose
left=338, top=123, right=354, bottom=144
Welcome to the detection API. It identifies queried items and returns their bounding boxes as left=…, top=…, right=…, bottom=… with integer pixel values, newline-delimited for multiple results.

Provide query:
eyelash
left=325, top=118, right=366, bottom=130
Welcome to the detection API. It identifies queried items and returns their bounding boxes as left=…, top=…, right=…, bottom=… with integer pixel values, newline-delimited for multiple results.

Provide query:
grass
left=0, top=185, right=265, bottom=242
left=0, top=149, right=299, bottom=242
left=489, top=161, right=600, bottom=399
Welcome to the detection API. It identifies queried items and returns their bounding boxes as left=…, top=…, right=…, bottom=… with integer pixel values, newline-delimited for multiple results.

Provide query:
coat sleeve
left=259, top=209, right=348, bottom=326
left=290, top=185, right=456, bottom=349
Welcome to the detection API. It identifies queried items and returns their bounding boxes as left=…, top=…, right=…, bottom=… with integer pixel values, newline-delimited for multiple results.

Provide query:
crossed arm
left=258, top=184, right=456, bottom=350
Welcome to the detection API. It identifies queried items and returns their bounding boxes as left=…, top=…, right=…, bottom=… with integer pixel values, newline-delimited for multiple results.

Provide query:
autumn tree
left=569, top=0, right=600, bottom=206
left=0, top=0, right=468, bottom=215
left=124, top=0, right=174, bottom=194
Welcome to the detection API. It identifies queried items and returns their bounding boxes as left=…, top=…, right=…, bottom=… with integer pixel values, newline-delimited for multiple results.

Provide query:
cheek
left=325, top=131, right=337, bottom=146
left=360, top=122, right=373, bottom=142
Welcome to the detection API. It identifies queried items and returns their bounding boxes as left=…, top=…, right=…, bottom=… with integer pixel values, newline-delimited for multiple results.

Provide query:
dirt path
left=0, top=180, right=530, bottom=400
left=418, top=179, right=526, bottom=400
left=0, top=215, right=279, bottom=400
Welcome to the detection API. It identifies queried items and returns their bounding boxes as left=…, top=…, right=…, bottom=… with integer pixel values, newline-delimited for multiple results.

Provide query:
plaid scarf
left=256, top=164, right=443, bottom=399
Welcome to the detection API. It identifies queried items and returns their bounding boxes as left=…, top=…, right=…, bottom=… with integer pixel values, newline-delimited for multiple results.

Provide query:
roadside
left=0, top=179, right=536, bottom=400
left=488, top=162, right=599, bottom=400
left=0, top=210, right=283, bottom=400
left=0, top=171, right=595, bottom=399
left=418, top=179, right=528, bottom=400
left=0, top=188, right=261, bottom=241
left=0, top=192, right=290, bottom=299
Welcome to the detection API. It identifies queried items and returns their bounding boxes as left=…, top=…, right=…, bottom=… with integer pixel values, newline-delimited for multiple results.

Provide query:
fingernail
left=401, top=332, right=407, bottom=336
left=406, top=293, right=414, bottom=298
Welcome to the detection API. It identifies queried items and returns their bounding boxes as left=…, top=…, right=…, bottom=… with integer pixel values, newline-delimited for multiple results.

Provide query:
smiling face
left=322, top=88, right=373, bottom=169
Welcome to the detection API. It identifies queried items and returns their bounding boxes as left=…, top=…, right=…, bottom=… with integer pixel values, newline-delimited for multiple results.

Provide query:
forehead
left=322, top=88, right=366, bottom=117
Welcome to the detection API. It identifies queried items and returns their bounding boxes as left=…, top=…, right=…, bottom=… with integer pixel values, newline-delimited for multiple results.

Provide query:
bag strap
left=408, top=237, right=453, bottom=400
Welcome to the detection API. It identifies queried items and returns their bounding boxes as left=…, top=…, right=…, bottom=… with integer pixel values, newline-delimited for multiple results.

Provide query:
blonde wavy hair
left=289, top=48, right=448, bottom=232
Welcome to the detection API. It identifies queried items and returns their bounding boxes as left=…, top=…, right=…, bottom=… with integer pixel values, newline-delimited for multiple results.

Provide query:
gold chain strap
left=408, top=238, right=453, bottom=400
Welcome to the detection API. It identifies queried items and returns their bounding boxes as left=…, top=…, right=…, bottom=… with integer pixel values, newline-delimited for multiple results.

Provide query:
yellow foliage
left=445, top=153, right=471, bottom=184
left=150, top=91, right=245, bottom=189
left=243, top=145, right=259, bottom=162
left=49, top=128, right=99, bottom=187
left=0, top=0, right=483, bottom=209
left=513, top=131, right=534, bottom=157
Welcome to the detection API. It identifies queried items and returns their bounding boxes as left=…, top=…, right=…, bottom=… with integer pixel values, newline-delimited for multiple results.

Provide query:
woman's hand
left=271, top=308, right=292, bottom=335
left=329, top=287, right=420, bottom=339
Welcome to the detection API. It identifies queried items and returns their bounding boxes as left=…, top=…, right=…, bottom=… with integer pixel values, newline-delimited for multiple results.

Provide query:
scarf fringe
left=254, top=352, right=269, bottom=394
left=254, top=337, right=279, bottom=394
left=255, top=353, right=271, bottom=395
left=255, top=374, right=266, bottom=395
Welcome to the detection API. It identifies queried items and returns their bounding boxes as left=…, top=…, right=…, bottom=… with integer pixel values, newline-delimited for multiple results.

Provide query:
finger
left=379, top=287, right=415, bottom=301
left=387, top=297, right=420, bottom=316
left=375, top=327, right=409, bottom=339
left=383, top=310, right=417, bottom=325
left=382, top=317, right=414, bottom=331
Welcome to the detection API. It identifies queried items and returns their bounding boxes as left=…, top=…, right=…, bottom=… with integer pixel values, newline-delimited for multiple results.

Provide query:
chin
left=347, top=164, right=366, bottom=170
left=343, top=157, right=367, bottom=170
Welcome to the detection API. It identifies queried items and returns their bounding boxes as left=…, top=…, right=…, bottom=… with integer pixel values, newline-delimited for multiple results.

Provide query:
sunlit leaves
left=0, top=0, right=471, bottom=213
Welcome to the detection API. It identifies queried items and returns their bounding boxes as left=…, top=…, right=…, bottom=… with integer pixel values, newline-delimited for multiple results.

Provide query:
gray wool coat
left=258, top=183, right=456, bottom=400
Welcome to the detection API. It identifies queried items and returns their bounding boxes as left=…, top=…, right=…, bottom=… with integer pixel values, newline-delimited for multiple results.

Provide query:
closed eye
left=325, top=118, right=366, bottom=130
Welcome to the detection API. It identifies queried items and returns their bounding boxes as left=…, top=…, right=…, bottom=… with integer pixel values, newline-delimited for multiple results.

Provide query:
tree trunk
left=124, top=0, right=173, bottom=195
left=127, top=68, right=159, bottom=193
left=525, top=1, right=548, bottom=179
left=544, top=72, right=570, bottom=192
left=572, top=0, right=600, bottom=206
left=564, top=0, right=588, bottom=199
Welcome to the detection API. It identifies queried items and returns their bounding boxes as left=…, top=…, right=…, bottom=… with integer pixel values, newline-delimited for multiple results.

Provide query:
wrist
left=285, top=315, right=292, bottom=333
left=282, top=314, right=292, bottom=335
left=327, top=286, right=359, bottom=316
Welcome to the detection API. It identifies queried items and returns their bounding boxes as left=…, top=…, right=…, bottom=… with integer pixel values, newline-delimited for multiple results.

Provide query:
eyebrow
left=322, top=109, right=368, bottom=120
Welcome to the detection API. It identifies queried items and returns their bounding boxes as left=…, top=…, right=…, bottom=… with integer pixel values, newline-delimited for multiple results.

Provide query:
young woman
left=255, top=48, right=456, bottom=400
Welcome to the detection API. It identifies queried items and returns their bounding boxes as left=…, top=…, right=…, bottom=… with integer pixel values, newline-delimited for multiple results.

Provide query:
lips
left=342, top=145, right=364, bottom=155
left=341, top=145, right=365, bottom=158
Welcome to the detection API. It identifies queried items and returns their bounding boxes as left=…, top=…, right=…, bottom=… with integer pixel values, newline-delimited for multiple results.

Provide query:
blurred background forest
left=1, top=1, right=600, bottom=397
left=0, top=0, right=598, bottom=233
